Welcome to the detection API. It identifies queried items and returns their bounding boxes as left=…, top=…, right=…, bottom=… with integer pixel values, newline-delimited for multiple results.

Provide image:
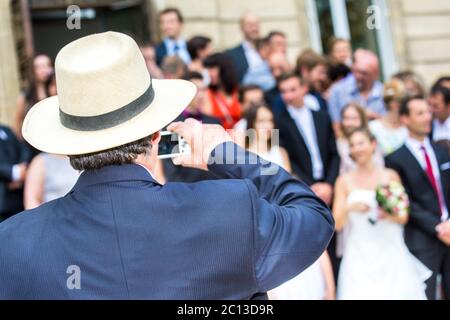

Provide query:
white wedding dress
left=268, top=260, right=326, bottom=300
left=337, top=190, right=431, bottom=300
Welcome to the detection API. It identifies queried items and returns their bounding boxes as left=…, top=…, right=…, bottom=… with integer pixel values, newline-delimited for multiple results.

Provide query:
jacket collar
left=71, top=163, right=160, bottom=192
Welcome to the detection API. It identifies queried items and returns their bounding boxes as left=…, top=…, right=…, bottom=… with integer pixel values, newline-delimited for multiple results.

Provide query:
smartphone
left=157, top=131, right=190, bottom=159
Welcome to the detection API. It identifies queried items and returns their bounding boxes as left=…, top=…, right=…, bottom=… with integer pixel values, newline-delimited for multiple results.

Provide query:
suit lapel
left=432, top=144, right=450, bottom=209
left=311, top=111, right=325, bottom=161
left=282, top=109, right=311, bottom=159
left=401, top=145, right=434, bottom=191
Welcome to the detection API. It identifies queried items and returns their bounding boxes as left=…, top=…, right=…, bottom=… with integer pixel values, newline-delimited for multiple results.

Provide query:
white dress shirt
left=406, top=136, right=449, bottom=221
left=242, top=41, right=264, bottom=70
left=287, top=104, right=324, bottom=180
left=433, top=117, right=450, bottom=142
left=163, top=37, right=191, bottom=65
left=241, top=41, right=275, bottom=91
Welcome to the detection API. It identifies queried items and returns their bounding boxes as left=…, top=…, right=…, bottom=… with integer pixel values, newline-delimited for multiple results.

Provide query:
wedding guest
left=203, top=53, right=241, bottom=129
left=227, top=11, right=261, bottom=83
left=337, top=103, right=384, bottom=174
left=234, top=85, right=265, bottom=131
left=265, top=52, right=292, bottom=115
left=295, top=49, right=329, bottom=113
left=434, top=76, right=450, bottom=90
left=328, top=37, right=352, bottom=67
left=385, top=96, right=450, bottom=299
left=0, top=125, right=30, bottom=221
left=334, top=128, right=431, bottom=299
left=268, top=252, right=335, bottom=300
left=15, top=54, right=53, bottom=140
left=227, top=12, right=274, bottom=90
left=369, top=79, right=408, bottom=155
left=244, top=102, right=291, bottom=173
left=240, top=36, right=276, bottom=92
left=328, top=49, right=385, bottom=136
left=429, top=84, right=450, bottom=143
left=187, top=36, right=213, bottom=85
left=393, top=70, right=426, bottom=98
left=24, top=154, right=79, bottom=209
left=155, top=8, right=191, bottom=66
left=267, top=31, right=288, bottom=55
left=275, top=72, right=340, bottom=206
left=268, top=51, right=292, bottom=79
left=161, top=56, right=187, bottom=79
left=240, top=85, right=265, bottom=111
left=140, top=44, right=164, bottom=79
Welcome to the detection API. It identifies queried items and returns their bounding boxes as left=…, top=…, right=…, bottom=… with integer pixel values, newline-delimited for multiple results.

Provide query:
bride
left=333, top=128, right=431, bottom=300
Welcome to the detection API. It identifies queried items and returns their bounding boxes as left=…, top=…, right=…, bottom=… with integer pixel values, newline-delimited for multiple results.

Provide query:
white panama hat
left=22, top=31, right=196, bottom=155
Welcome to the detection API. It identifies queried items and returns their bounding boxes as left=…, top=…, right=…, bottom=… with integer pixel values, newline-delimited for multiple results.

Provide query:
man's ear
left=151, top=131, right=161, bottom=145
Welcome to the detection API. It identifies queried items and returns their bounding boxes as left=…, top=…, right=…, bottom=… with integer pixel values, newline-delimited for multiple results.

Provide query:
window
left=307, top=0, right=398, bottom=80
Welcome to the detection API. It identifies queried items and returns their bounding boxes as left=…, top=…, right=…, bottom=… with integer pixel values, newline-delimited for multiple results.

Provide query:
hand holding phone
left=166, top=118, right=233, bottom=170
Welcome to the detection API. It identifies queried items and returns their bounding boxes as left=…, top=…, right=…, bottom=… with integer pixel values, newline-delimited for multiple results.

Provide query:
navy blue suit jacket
left=155, top=42, right=168, bottom=67
left=0, top=142, right=334, bottom=299
left=226, top=44, right=249, bottom=84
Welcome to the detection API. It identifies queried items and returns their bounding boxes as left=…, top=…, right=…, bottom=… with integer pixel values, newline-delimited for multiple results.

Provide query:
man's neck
left=167, top=35, right=181, bottom=42
left=437, top=115, right=450, bottom=124
left=244, top=39, right=255, bottom=48
left=289, top=99, right=305, bottom=109
left=358, top=81, right=375, bottom=98
left=408, top=132, right=427, bottom=143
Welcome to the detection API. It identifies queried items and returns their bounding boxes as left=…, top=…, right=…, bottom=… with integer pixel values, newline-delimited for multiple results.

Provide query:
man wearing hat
left=0, top=32, right=334, bottom=299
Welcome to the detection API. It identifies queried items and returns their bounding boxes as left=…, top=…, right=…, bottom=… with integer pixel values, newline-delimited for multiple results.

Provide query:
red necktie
left=421, top=146, right=444, bottom=217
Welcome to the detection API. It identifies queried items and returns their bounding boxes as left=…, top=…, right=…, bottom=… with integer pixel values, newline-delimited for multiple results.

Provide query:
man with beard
left=295, top=49, right=330, bottom=115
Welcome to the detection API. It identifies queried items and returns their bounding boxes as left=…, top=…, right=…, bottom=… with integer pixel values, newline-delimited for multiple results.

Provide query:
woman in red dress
left=203, top=53, right=241, bottom=129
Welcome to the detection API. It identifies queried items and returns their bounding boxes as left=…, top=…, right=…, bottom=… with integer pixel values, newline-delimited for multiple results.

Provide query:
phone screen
left=158, top=132, right=180, bottom=157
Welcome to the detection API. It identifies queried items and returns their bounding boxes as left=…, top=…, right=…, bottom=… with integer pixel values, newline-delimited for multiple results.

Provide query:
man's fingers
left=184, top=117, right=202, bottom=128
left=167, top=121, right=192, bottom=143
left=172, top=155, right=184, bottom=166
left=167, top=121, right=183, bottom=132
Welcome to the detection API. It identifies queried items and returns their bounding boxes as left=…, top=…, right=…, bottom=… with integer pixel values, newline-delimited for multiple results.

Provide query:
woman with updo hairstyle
left=369, top=78, right=408, bottom=155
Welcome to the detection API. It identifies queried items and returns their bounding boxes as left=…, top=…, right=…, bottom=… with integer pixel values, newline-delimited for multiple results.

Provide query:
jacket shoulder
left=226, top=44, right=244, bottom=56
left=162, top=178, right=256, bottom=218
left=433, top=143, right=450, bottom=161
left=385, top=145, right=407, bottom=164
left=0, top=201, right=57, bottom=254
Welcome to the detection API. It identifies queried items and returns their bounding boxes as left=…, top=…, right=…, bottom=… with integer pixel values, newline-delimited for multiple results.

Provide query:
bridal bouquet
left=369, top=182, right=410, bottom=224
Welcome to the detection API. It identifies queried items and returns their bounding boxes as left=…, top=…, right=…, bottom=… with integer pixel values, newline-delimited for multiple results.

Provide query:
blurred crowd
left=1, top=7, right=450, bottom=300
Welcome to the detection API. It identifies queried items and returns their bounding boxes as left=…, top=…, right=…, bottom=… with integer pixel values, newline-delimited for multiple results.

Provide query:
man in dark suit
left=0, top=125, right=29, bottom=221
left=386, top=96, right=450, bottom=300
left=275, top=72, right=340, bottom=207
left=0, top=32, right=334, bottom=299
left=226, top=12, right=263, bottom=84
left=155, top=8, right=191, bottom=66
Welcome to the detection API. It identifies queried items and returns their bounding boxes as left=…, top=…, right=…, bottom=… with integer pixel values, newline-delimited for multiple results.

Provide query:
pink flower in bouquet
left=373, top=182, right=410, bottom=224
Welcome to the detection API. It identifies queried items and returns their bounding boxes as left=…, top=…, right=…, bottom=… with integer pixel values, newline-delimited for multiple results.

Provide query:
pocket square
left=440, top=162, right=450, bottom=171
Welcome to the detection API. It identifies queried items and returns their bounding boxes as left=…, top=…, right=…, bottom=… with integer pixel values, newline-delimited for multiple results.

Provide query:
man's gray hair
left=69, top=134, right=153, bottom=171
